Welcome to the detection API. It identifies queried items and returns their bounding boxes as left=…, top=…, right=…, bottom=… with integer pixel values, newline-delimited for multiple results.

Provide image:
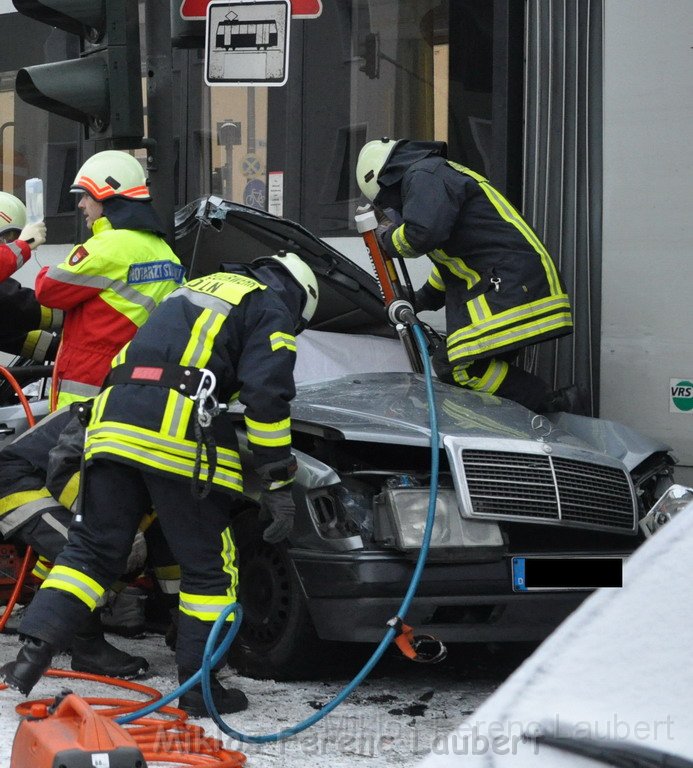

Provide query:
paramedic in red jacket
left=0, top=192, right=60, bottom=362
left=35, top=151, right=185, bottom=409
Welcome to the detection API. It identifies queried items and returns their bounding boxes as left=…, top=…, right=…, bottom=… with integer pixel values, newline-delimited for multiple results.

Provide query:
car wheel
left=228, top=510, right=324, bottom=680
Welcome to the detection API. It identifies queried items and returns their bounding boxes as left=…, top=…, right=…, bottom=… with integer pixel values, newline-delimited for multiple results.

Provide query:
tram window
left=291, top=0, right=455, bottom=236
left=208, top=86, right=269, bottom=211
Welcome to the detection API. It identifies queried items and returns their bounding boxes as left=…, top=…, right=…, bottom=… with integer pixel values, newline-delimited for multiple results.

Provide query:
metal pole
left=225, top=135, right=233, bottom=197
left=144, top=0, right=176, bottom=245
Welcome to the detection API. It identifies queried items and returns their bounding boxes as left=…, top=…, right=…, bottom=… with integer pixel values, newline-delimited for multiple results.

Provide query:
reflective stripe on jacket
left=0, top=239, right=30, bottom=282
left=0, top=278, right=63, bottom=360
left=380, top=151, right=573, bottom=364
left=85, top=271, right=298, bottom=495
left=35, top=217, right=185, bottom=409
left=0, top=408, right=75, bottom=535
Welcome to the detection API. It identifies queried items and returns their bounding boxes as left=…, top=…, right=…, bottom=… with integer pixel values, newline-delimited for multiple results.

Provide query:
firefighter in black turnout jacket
left=0, top=408, right=150, bottom=678
left=1, top=253, right=319, bottom=717
left=356, top=138, right=577, bottom=413
left=0, top=192, right=61, bottom=362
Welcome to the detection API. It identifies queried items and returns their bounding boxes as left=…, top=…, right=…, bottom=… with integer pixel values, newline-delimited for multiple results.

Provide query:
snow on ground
left=0, top=628, right=518, bottom=767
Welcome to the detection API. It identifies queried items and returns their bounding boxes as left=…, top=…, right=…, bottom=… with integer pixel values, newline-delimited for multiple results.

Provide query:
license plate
left=512, top=556, right=623, bottom=592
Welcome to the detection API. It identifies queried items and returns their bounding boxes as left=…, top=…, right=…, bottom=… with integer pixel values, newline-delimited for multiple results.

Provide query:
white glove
left=125, top=530, right=148, bottom=575
left=18, top=221, right=46, bottom=250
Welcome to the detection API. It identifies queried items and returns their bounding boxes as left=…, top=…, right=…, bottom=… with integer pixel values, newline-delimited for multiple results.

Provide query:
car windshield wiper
left=525, top=731, right=693, bottom=768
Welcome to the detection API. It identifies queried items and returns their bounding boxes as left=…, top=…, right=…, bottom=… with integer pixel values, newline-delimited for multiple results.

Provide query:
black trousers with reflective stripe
left=12, top=503, right=176, bottom=586
left=11, top=504, right=72, bottom=563
left=432, top=345, right=551, bottom=412
left=20, top=459, right=239, bottom=669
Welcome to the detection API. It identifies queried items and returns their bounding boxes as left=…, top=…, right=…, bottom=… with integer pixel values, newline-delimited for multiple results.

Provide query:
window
left=267, top=0, right=458, bottom=236
left=209, top=86, right=269, bottom=209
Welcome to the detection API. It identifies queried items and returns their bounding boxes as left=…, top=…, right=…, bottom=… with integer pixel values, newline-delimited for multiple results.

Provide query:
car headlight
left=374, top=488, right=505, bottom=556
left=639, top=483, right=693, bottom=537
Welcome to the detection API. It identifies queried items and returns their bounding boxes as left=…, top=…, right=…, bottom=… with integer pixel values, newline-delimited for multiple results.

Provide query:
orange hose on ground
left=2, top=669, right=246, bottom=766
left=0, top=365, right=37, bottom=633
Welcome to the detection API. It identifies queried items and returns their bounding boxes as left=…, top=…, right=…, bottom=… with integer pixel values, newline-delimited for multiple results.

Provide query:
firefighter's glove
left=18, top=221, right=46, bottom=250
left=125, top=531, right=147, bottom=576
left=375, top=224, right=390, bottom=246
left=374, top=206, right=401, bottom=246
left=260, top=488, right=295, bottom=544
left=374, top=205, right=400, bottom=227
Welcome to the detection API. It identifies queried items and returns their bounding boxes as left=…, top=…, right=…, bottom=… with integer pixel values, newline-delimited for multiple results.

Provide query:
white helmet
left=70, top=150, right=150, bottom=201
left=356, top=138, right=399, bottom=201
left=255, top=252, right=319, bottom=332
left=0, top=192, right=26, bottom=237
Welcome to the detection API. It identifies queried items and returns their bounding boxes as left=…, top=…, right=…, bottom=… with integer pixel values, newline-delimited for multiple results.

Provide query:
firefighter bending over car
left=356, top=138, right=584, bottom=414
left=34, top=151, right=185, bottom=410
left=1, top=252, right=319, bottom=717
left=0, top=192, right=61, bottom=363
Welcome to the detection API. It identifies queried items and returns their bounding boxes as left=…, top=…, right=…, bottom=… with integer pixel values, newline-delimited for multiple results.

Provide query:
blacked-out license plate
left=512, top=556, right=623, bottom=592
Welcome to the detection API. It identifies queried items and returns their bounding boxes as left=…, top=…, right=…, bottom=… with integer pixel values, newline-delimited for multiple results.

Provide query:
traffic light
left=13, top=0, right=144, bottom=146
left=360, top=32, right=380, bottom=80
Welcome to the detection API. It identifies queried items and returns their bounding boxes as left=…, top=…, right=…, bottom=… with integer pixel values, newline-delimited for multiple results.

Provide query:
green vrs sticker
left=670, top=379, right=693, bottom=412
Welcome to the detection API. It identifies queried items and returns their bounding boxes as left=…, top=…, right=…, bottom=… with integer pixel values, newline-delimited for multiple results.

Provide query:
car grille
left=461, top=450, right=636, bottom=532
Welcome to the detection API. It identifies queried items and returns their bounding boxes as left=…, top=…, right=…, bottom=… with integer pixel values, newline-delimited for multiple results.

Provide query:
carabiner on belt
left=190, top=369, right=219, bottom=427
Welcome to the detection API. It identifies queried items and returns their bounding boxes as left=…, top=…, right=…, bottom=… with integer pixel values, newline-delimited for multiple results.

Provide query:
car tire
left=228, top=510, right=325, bottom=681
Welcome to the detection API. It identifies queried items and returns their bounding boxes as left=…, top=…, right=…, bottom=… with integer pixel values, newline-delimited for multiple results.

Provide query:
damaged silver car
left=0, top=197, right=677, bottom=681
left=174, top=197, right=677, bottom=680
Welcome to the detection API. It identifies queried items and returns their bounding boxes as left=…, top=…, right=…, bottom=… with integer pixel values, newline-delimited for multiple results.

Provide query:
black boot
left=99, top=587, right=147, bottom=637
left=177, top=667, right=248, bottom=717
left=0, top=635, right=56, bottom=695
left=70, top=610, right=149, bottom=678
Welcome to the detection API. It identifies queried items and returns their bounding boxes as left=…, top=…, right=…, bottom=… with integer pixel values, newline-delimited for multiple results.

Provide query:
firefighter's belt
left=105, top=363, right=219, bottom=499
left=103, top=363, right=209, bottom=398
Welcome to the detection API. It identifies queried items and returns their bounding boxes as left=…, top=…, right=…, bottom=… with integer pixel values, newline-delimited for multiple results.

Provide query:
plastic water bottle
left=25, top=178, right=44, bottom=224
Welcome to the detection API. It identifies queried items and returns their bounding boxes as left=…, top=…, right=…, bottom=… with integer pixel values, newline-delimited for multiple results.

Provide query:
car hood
left=291, top=372, right=670, bottom=472
left=175, top=196, right=391, bottom=335
left=293, top=372, right=598, bottom=452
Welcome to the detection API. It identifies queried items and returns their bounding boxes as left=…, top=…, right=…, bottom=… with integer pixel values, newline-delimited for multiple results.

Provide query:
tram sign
left=181, top=0, right=321, bottom=19
left=205, top=1, right=290, bottom=86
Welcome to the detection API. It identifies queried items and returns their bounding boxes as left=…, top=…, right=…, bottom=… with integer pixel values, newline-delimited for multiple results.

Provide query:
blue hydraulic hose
left=116, top=615, right=244, bottom=724
left=118, top=323, right=440, bottom=741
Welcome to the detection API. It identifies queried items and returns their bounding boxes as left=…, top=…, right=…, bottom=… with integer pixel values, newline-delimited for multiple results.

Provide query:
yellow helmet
left=70, top=150, right=150, bottom=201
left=254, top=252, right=319, bottom=332
left=355, top=138, right=399, bottom=201
left=0, top=192, right=26, bottom=237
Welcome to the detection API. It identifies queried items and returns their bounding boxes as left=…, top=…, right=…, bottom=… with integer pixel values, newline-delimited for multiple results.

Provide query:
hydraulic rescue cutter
left=354, top=204, right=426, bottom=371
left=10, top=690, right=146, bottom=768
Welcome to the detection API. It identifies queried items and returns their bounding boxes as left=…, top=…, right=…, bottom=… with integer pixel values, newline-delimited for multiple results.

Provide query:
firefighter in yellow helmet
left=0, top=191, right=45, bottom=279
left=356, top=138, right=581, bottom=414
left=34, top=151, right=185, bottom=410
left=0, top=192, right=61, bottom=363
left=1, top=253, right=319, bottom=717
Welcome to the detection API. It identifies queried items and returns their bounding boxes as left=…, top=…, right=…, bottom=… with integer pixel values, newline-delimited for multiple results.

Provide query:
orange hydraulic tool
left=355, top=204, right=423, bottom=372
left=355, top=204, right=405, bottom=306
left=10, top=691, right=146, bottom=768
